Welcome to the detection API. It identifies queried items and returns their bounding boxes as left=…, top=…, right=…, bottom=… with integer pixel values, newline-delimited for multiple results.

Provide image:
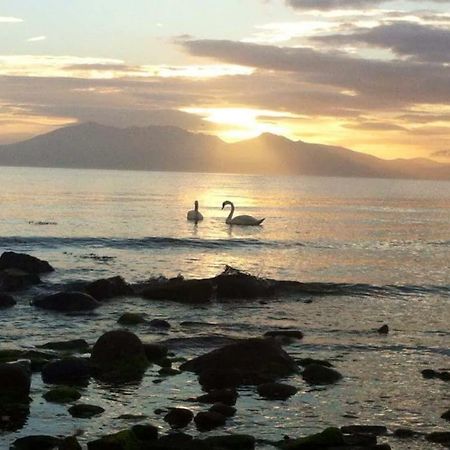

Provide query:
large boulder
left=141, top=278, right=213, bottom=303
left=33, top=291, right=100, bottom=312
left=0, top=251, right=54, bottom=273
left=0, top=292, right=16, bottom=308
left=0, top=269, right=41, bottom=291
left=41, top=358, right=91, bottom=385
left=90, top=330, right=149, bottom=382
left=85, top=276, right=133, bottom=301
left=180, top=338, right=298, bottom=388
left=214, top=266, right=273, bottom=299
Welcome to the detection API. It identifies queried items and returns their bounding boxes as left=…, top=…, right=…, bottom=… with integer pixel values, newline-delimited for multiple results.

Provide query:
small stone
left=149, top=319, right=171, bottom=329
left=164, top=408, right=194, bottom=428
left=377, top=324, right=389, bottom=334
left=68, top=404, right=105, bottom=418
left=257, top=382, right=298, bottom=400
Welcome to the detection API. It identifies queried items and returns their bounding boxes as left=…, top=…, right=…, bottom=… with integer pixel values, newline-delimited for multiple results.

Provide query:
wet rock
left=0, top=292, right=16, bottom=308
left=209, top=402, right=236, bottom=417
left=59, top=436, right=82, bottom=450
left=343, top=433, right=377, bottom=446
left=264, top=330, right=304, bottom=342
left=85, top=276, right=133, bottom=301
left=131, top=423, right=158, bottom=441
left=377, top=324, right=389, bottom=334
left=214, top=266, right=273, bottom=299
left=11, top=435, right=60, bottom=450
left=141, top=278, right=213, bottom=303
left=341, top=425, right=388, bottom=436
left=280, top=427, right=344, bottom=449
left=87, top=429, right=142, bottom=450
left=202, top=434, right=255, bottom=449
left=0, top=349, right=56, bottom=371
left=426, top=431, right=450, bottom=444
left=68, top=403, right=105, bottom=418
left=43, top=386, right=81, bottom=403
left=302, top=363, right=342, bottom=384
left=149, top=318, right=171, bottom=329
left=38, top=339, right=89, bottom=352
left=90, top=330, right=149, bottom=383
left=0, top=269, right=41, bottom=291
left=257, top=382, right=298, bottom=400
left=297, top=358, right=333, bottom=368
left=41, top=357, right=90, bottom=385
left=143, top=343, right=168, bottom=361
left=164, top=408, right=194, bottom=428
left=194, top=411, right=227, bottom=431
left=442, top=409, right=450, bottom=421
left=0, top=251, right=54, bottom=273
left=181, top=338, right=298, bottom=388
left=33, top=291, right=100, bottom=312
left=193, top=388, right=239, bottom=405
left=157, top=433, right=202, bottom=450
left=118, top=312, right=146, bottom=325
left=158, top=367, right=181, bottom=376
left=0, top=363, right=31, bottom=401
left=421, top=368, right=450, bottom=381
left=393, top=428, right=419, bottom=438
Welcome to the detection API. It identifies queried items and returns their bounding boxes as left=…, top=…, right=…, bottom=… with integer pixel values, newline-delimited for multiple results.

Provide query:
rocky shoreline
left=1, top=251, right=449, bottom=449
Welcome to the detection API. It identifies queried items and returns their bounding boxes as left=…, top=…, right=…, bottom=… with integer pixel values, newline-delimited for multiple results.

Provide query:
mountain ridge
left=0, top=122, right=448, bottom=180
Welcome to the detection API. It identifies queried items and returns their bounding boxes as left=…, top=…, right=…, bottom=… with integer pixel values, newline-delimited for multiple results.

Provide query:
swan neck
left=226, top=202, right=234, bottom=223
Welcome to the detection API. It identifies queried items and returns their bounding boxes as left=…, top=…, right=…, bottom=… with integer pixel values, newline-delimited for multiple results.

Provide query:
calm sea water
left=0, top=166, right=449, bottom=449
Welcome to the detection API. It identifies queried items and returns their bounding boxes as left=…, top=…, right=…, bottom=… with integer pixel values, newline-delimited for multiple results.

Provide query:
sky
left=1, top=0, right=449, bottom=160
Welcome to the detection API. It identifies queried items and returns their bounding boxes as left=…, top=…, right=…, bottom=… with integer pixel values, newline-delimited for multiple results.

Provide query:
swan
left=187, top=200, right=204, bottom=222
left=222, top=200, right=265, bottom=226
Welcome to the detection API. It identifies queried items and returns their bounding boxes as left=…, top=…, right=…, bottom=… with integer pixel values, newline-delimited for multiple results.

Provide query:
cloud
left=431, top=149, right=450, bottom=159
left=314, top=22, right=450, bottom=62
left=285, top=0, right=450, bottom=10
left=344, top=121, right=407, bottom=131
left=0, top=16, right=23, bottom=23
left=27, top=36, right=46, bottom=42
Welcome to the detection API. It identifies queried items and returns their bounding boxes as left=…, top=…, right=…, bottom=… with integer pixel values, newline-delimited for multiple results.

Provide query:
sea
left=0, top=166, right=449, bottom=449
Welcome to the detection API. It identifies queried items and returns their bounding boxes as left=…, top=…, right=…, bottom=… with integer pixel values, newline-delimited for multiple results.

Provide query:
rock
left=0, top=363, right=31, bottom=402
left=68, top=403, right=105, bottom=418
left=341, top=425, right=388, bottom=436
left=302, top=363, right=342, bottom=384
left=164, top=408, right=194, bottom=428
left=34, top=291, right=100, bottom=312
left=38, top=339, right=89, bottom=352
left=41, top=357, right=90, bottom=385
left=43, top=386, right=81, bottom=403
left=118, top=312, right=146, bottom=325
left=0, top=251, right=54, bottom=273
left=131, top=424, right=158, bottom=441
left=90, top=330, right=149, bottom=383
left=202, top=434, right=255, bottom=449
left=0, top=269, right=41, bottom=291
left=158, top=367, right=180, bottom=376
left=149, top=318, right=171, bottom=329
left=426, top=431, right=450, bottom=444
left=157, top=433, right=202, bottom=450
left=143, top=343, right=168, bottom=361
left=11, top=435, right=60, bottom=450
left=194, top=411, right=227, bottom=431
left=442, top=409, right=450, bottom=420
left=281, top=427, right=344, bottom=449
left=297, top=358, right=333, bottom=368
left=87, top=429, right=141, bottom=450
left=209, top=403, right=236, bottom=417
left=0, top=292, right=16, bottom=308
left=59, top=436, right=82, bottom=450
left=193, top=388, right=239, bottom=406
left=257, top=382, right=298, bottom=400
left=141, top=278, right=213, bottom=303
left=377, top=324, right=389, bottom=334
left=264, top=330, right=304, bottom=342
left=214, top=266, right=273, bottom=299
left=393, top=428, right=418, bottom=438
left=180, top=338, right=298, bottom=388
left=85, top=276, right=132, bottom=301
left=0, top=349, right=56, bottom=371
left=421, top=368, right=450, bottom=381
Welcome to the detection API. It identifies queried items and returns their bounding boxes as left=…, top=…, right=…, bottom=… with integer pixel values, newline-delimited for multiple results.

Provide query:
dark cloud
left=344, top=121, right=407, bottom=131
left=314, top=22, right=450, bottom=63
left=181, top=39, right=450, bottom=104
left=286, top=0, right=450, bottom=10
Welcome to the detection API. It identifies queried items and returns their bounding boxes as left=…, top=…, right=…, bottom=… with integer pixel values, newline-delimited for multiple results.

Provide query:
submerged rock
left=143, top=343, right=168, bottom=361
left=0, top=292, right=16, bottom=308
left=149, top=318, right=171, bottom=329
left=68, top=403, right=105, bottom=418
left=194, top=411, right=227, bottom=431
left=257, top=382, right=298, bottom=400
left=117, top=312, right=146, bottom=325
left=11, top=435, right=60, bottom=450
left=38, top=339, right=89, bottom=352
left=209, top=402, right=236, bottom=417
left=301, top=363, right=342, bottom=385
left=33, top=291, right=100, bottom=312
left=0, top=269, right=41, bottom=291
left=41, top=357, right=91, bottom=385
left=426, top=431, right=450, bottom=444
left=280, top=427, right=344, bottom=449
left=421, top=368, right=450, bottom=381
left=442, top=409, right=450, bottom=421
left=141, top=278, right=213, bottom=303
left=297, top=358, right=333, bottom=368
left=377, top=324, right=389, bottom=334
left=0, top=251, right=54, bottom=273
left=264, top=330, right=304, bottom=342
left=341, top=425, right=388, bottom=436
left=43, top=386, right=81, bottom=403
left=164, top=407, right=194, bottom=428
left=193, top=388, right=239, bottom=405
left=90, top=330, right=149, bottom=382
left=180, top=338, right=298, bottom=388
left=85, top=276, right=133, bottom=301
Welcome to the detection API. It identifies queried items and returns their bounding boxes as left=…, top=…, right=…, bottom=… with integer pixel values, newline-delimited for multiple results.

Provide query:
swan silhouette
left=222, top=200, right=265, bottom=226
left=187, top=200, right=204, bottom=222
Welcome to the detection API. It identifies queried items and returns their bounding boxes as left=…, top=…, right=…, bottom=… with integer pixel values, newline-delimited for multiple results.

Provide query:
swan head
left=222, top=200, right=234, bottom=210
left=194, top=200, right=199, bottom=210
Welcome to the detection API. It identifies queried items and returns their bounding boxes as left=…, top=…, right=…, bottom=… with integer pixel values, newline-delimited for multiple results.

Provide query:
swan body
left=222, top=200, right=265, bottom=226
left=187, top=200, right=204, bottom=222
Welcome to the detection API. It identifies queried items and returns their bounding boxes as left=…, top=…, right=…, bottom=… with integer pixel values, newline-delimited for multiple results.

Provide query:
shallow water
left=0, top=166, right=449, bottom=449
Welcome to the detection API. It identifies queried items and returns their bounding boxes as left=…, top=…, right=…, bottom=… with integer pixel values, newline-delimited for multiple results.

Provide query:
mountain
left=0, top=122, right=449, bottom=180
